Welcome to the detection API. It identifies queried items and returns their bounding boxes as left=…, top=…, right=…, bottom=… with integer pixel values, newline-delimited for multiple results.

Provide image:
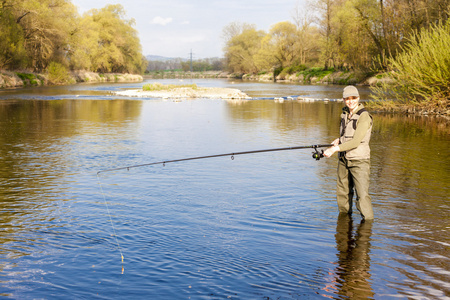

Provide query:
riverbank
left=243, top=70, right=383, bottom=86
left=3, top=69, right=447, bottom=117
left=145, top=69, right=386, bottom=86
left=237, top=71, right=448, bottom=117
left=144, top=70, right=230, bottom=80
left=366, top=102, right=450, bottom=118
left=0, top=70, right=143, bottom=89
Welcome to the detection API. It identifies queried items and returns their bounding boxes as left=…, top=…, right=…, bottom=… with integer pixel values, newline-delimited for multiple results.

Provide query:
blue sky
left=71, top=0, right=307, bottom=59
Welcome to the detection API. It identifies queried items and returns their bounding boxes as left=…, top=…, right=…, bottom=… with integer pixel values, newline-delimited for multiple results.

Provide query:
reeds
left=143, top=82, right=198, bottom=91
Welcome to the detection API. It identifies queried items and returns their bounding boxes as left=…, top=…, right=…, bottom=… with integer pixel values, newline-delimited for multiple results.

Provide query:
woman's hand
left=324, top=143, right=340, bottom=158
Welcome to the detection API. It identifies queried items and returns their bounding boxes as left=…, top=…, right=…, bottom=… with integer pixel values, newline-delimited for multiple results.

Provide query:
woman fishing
left=323, top=85, right=374, bottom=221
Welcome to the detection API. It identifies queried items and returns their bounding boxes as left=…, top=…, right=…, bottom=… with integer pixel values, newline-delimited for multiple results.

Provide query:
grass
left=16, top=72, right=40, bottom=85
left=143, top=82, right=198, bottom=91
left=299, top=67, right=336, bottom=81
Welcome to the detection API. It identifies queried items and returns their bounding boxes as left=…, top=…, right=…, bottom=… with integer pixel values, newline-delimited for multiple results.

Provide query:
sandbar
left=114, top=87, right=250, bottom=99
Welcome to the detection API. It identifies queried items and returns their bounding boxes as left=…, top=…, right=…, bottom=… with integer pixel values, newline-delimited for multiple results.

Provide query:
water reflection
left=0, top=99, right=143, bottom=270
left=323, top=214, right=374, bottom=299
left=225, top=100, right=342, bottom=141
left=0, top=80, right=449, bottom=299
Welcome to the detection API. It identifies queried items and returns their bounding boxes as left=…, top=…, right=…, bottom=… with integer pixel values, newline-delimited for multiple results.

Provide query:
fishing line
left=96, top=173, right=124, bottom=264
left=95, top=143, right=332, bottom=265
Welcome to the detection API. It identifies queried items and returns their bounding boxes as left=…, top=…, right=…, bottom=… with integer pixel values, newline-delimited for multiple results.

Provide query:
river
left=0, top=79, right=448, bottom=299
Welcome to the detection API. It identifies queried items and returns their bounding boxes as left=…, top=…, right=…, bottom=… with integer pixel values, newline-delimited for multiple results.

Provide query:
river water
left=0, top=79, right=448, bottom=299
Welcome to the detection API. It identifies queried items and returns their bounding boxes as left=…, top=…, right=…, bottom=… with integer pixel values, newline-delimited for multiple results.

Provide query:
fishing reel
left=312, top=147, right=325, bottom=160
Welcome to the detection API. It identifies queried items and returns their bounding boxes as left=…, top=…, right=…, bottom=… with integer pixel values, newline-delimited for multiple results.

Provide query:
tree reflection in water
left=322, top=214, right=374, bottom=299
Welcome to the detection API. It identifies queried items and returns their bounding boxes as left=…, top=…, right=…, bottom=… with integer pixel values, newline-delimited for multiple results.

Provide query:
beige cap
left=343, top=85, right=359, bottom=98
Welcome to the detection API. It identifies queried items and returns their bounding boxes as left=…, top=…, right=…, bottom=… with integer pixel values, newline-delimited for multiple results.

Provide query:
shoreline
left=2, top=69, right=447, bottom=117
left=144, top=70, right=386, bottom=86
left=0, top=70, right=143, bottom=89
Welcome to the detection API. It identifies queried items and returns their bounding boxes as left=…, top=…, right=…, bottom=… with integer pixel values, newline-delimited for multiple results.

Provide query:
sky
left=71, top=0, right=308, bottom=59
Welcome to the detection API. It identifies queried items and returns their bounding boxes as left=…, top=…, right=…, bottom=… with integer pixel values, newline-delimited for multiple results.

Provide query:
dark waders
left=336, top=156, right=374, bottom=220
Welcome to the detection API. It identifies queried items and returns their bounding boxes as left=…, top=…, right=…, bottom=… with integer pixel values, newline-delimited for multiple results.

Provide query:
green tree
left=0, top=0, right=78, bottom=71
left=80, top=4, right=145, bottom=74
left=327, top=0, right=377, bottom=70
left=313, top=0, right=339, bottom=69
left=223, top=25, right=265, bottom=74
left=68, top=14, right=99, bottom=71
left=254, top=34, right=277, bottom=71
left=0, top=5, right=28, bottom=69
left=0, top=1, right=145, bottom=74
left=14, top=0, right=78, bottom=71
left=271, top=21, right=301, bottom=67
left=291, top=1, right=321, bottom=66
left=254, top=21, right=304, bottom=73
left=180, top=58, right=224, bottom=72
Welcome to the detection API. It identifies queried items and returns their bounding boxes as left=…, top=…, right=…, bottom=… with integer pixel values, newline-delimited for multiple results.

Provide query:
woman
left=323, top=85, right=374, bottom=220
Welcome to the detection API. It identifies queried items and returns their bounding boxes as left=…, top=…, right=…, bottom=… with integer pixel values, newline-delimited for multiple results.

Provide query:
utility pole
left=189, top=49, right=194, bottom=79
left=189, top=49, right=194, bottom=73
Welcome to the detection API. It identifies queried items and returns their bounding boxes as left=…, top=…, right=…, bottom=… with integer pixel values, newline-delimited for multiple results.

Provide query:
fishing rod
left=96, top=143, right=331, bottom=267
left=97, top=144, right=332, bottom=175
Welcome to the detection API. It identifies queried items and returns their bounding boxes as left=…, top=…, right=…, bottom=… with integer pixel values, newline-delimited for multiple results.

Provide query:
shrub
left=277, top=68, right=290, bottom=79
left=47, top=62, right=70, bottom=84
left=299, top=67, right=335, bottom=82
left=276, top=65, right=308, bottom=79
left=371, top=21, right=450, bottom=110
left=16, top=72, right=39, bottom=86
left=273, top=66, right=283, bottom=78
left=288, top=65, right=307, bottom=74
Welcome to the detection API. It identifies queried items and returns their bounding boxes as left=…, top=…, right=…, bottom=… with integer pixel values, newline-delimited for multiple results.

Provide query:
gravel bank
left=115, top=87, right=251, bottom=99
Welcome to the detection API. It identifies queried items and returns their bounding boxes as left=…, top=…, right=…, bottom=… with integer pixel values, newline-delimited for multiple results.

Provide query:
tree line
left=1, top=0, right=449, bottom=109
left=146, top=58, right=225, bottom=72
left=223, top=0, right=450, bottom=76
left=0, top=0, right=146, bottom=74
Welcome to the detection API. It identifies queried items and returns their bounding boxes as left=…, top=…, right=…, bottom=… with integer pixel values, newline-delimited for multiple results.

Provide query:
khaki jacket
left=339, top=104, right=373, bottom=160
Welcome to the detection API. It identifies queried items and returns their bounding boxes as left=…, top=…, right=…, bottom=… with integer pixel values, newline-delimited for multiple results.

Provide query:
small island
left=114, top=83, right=250, bottom=100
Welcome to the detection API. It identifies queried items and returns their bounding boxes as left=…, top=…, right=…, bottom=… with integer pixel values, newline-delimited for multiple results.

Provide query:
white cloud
left=72, top=0, right=309, bottom=58
left=151, top=16, right=173, bottom=26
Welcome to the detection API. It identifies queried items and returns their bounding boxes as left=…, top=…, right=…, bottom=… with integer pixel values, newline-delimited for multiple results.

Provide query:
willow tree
left=222, top=22, right=256, bottom=45
left=0, top=4, right=28, bottom=69
left=268, top=21, right=300, bottom=68
left=78, top=4, right=145, bottom=74
left=253, top=35, right=277, bottom=71
left=223, top=25, right=266, bottom=74
left=68, top=14, right=98, bottom=71
left=254, top=21, right=307, bottom=74
left=0, top=0, right=78, bottom=71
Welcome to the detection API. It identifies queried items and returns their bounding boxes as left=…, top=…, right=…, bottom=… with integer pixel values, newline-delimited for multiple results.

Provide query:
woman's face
left=344, top=96, right=359, bottom=111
